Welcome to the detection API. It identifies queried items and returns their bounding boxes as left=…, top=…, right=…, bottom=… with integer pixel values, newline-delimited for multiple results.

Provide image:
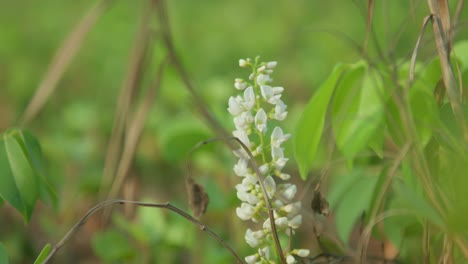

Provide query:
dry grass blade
left=409, top=15, right=432, bottom=84
left=100, top=0, right=156, bottom=198
left=427, top=0, right=467, bottom=140
left=364, top=0, right=374, bottom=52
left=106, top=59, right=166, bottom=201
left=20, top=0, right=114, bottom=125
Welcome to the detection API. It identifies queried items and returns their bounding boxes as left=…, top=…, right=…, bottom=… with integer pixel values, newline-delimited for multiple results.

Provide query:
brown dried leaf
left=311, top=190, right=329, bottom=216
left=186, top=177, right=209, bottom=218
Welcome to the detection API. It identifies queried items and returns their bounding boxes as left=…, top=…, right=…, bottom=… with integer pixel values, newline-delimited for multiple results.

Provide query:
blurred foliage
left=0, top=0, right=468, bottom=263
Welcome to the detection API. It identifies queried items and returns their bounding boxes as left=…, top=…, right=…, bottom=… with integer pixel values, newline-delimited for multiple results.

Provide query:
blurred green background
left=0, top=0, right=467, bottom=263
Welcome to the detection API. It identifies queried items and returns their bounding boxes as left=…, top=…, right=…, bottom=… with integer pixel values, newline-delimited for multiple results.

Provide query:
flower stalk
left=228, top=57, right=309, bottom=264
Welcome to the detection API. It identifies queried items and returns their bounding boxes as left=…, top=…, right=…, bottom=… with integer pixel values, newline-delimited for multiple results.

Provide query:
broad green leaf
left=16, top=131, right=57, bottom=209
left=332, top=61, right=385, bottom=159
left=333, top=173, right=379, bottom=242
left=33, top=244, right=51, bottom=264
left=158, top=119, right=212, bottom=162
left=294, top=63, right=345, bottom=180
left=0, top=242, right=9, bottom=264
left=4, top=132, right=39, bottom=222
left=393, top=181, right=444, bottom=227
left=0, top=138, right=24, bottom=217
left=91, top=230, right=135, bottom=261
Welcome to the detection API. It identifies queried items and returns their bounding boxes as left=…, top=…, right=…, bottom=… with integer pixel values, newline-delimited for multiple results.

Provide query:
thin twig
left=41, top=199, right=244, bottom=264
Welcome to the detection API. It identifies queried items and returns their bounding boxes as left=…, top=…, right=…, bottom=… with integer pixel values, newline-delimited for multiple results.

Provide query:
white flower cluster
left=228, top=57, right=309, bottom=264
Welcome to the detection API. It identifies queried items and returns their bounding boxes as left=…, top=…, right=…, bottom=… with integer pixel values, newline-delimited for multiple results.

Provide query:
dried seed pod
left=186, top=177, right=209, bottom=218
left=311, top=190, right=329, bottom=216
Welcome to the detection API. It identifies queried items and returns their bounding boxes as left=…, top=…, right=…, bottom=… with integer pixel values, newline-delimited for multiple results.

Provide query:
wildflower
left=228, top=57, right=309, bottom=263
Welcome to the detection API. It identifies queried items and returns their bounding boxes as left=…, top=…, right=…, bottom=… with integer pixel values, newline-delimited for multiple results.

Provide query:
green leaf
left=333, top=173, right=379, bottom=242
left=158, top=119, right=212, bottom=162
left=17, top=131, right=57, bottom=209
left=33, top=244, right=51, bottom=264
left=4, top=131, right=39, bottom=222
left=332, top=61, right=385, bottom=159
left=0, top=138, right=25, bottom=217
left=0, top=242, right=9, bottom=264
left=393, top=181, right=444, bottom=227
left=294, top=63, right=345, bottom=180
left=91, top=230, right=135, bottom=261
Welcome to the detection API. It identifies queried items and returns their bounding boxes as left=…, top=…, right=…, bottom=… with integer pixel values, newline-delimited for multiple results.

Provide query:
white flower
left=234, top=111, right=253, bottom=131
left=239, top=59, right=248, bottom=67
left=263, top=176, right=276, bottom=197
left=272, top=146, right=288, bottom=170
left=279, top=173, right=291, bottom=180
left=272, top=86, right=284, bottom=94
left=262, top=218, right=271, bottom=231
left=258, top=163, right=269, bottom=175
left=271, top=127, right=290, bottom=148
left=281, top=184, right=297, bottom=201
left=295, top=249, right=310, bottom=257
left=233, top=129, right=252, bottom=149
left=273, top=99, right=288, bottom=120
left=242, top=86, right=256, bottom=110
left=260, top=85, right=281, bottom=104
left=236, top=203, right=256, bottom=220
left=234, top=78, right=247, bottom=90
left=228, top=96, right=243, bottom=116
left=266, top=61, right=277, bottom=69
left=257, top=65, right=266, bottom=72
left=256, top=74, right=272, bottom=85
left=245, top=228, right=265, bottom=248
left=288, top=215, right=302, bottom=229
left=234, top=158, right=249, bottom=177
left=286, top=254, right=296, bottom=264
left=245, top=254, right=258, bottom=264
left=275, top=216, right=289, bottom=228
left=283, top=201, right=302, bottom=216
left=236, top=186, right=260, bottom=204
left=258, top=247, right=270, bottom=259
left=255, top=108, right=267, bottom=134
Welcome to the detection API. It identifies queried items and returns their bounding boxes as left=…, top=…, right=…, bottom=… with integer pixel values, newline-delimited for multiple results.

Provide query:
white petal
left=275, top=216, right=289, bottom=228
left=239, top=59, right=248, bottom=67
left=266, top=61, right=277, bottom=69
left=257, top=74, right=271, bottom=85
left=234, top=79, right=247, bottom=90
left=272, top=86, right=284, bottom=94
left=282, top=184, right=297, bottom=201
left=243, top=86, right=255, bottom=110
left=288, top=214, right=302, bottom=229
left=296, top=249, right=310, bottom=257
left=234, top=158, right=248, bottom=176
left=245, top=255, right=257, bottom=264
left=263, top=176, right=276, bottom=197
left=286, top=255, right=296, bottom=264
left=236, top=203, right=255, bottom=220
left=255, top=108, right=267, bottom=133
left=228, top=96, right=243, bottom=116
